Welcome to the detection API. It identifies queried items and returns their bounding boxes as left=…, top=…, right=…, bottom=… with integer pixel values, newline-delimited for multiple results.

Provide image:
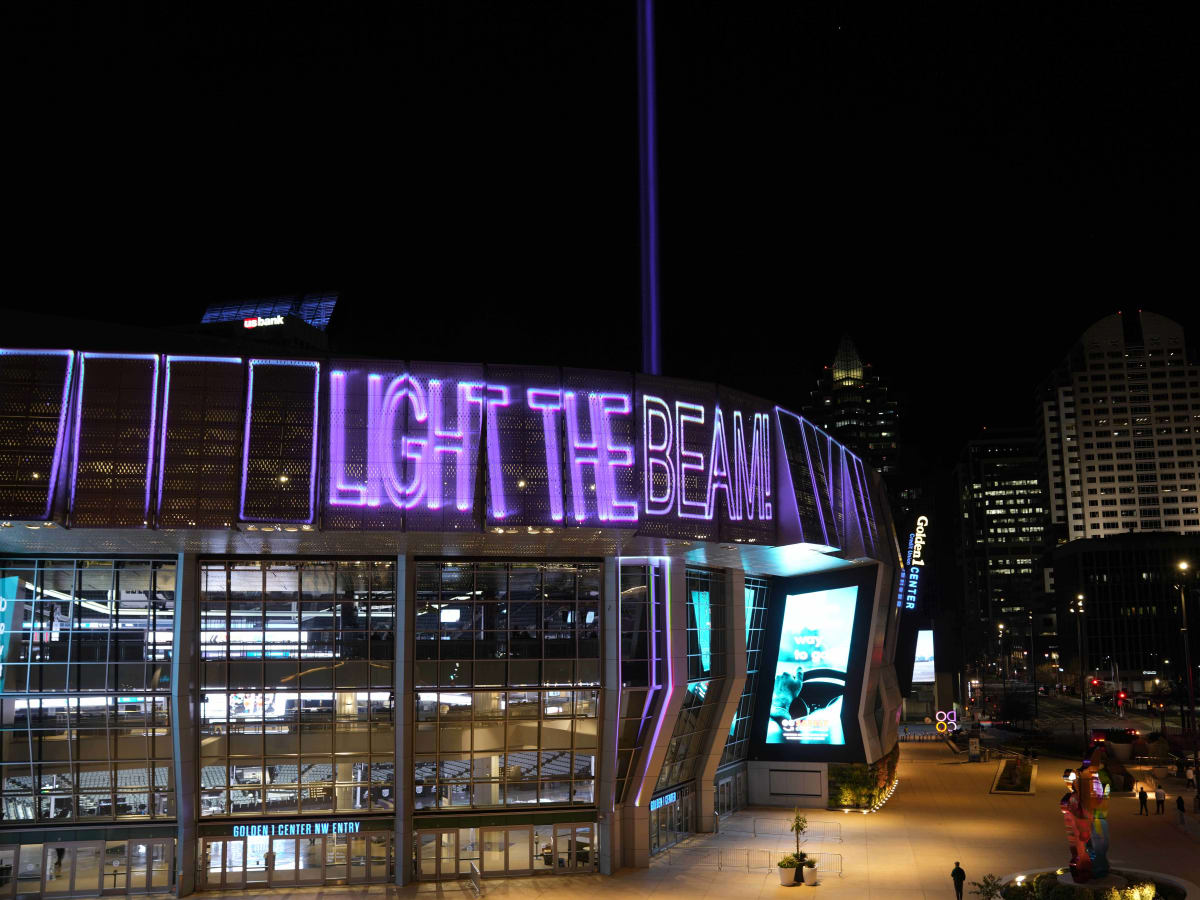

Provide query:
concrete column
left=695, top=567, right=746, bottom=831
left=394, top=554, right=414, bottom=886
left=619, top=558, right=686, bottom=868
left=597, top=556, right=621, bottom=874
left=172, top=553, right=199, bottom=897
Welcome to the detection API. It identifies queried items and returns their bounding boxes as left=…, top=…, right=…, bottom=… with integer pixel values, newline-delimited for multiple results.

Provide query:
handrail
left=467, top=861, right=483, bottom=897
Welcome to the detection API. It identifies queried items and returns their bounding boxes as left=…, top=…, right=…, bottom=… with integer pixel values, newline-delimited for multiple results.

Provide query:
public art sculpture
left=1060, top=751, right=1112, bottom=882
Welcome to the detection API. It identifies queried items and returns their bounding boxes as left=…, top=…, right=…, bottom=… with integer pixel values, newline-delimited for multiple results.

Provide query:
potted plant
left=790, top=808, right=808, bottom=857
left=801, top=857, right=818, bottom=886
left=777, top=854, right=800, bottom=885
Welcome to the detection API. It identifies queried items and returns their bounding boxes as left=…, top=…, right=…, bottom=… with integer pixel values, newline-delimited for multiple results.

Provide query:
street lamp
left=998, top=623, right=1007, bottom=705
left=1028, top=610, right=1038, bottom=720
left=1176, top=562, right=1195, bottom=757
left=1070, top=594, right=1087, bottom=747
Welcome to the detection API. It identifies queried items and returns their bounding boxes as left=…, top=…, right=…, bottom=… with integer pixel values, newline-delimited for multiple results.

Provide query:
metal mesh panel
left=560, top=368, right=637, bottom=528
left=69, top=354, right=159, bottom=528
left=481, top=364, right=563, bottom=528
left=776, top=409, right=828, bottom=545
left=157, top=357, right=245, bottom=528
left=321, top=360, right=408, bottom=531
left=716, top=386, right=776, bottom=545
left=404, top=362, right=484, bottom=532
left=635, top=374, right=718, bottom=541
left=0, top=349, right=73, bottom=521
left=240, top=359, right=319, bottom=523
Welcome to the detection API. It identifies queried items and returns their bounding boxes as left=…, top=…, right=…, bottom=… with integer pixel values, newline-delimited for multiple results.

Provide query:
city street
left=974, top=681, right=1186, bottom=739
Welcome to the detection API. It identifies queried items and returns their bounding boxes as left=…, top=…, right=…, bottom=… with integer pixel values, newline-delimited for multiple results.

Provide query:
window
left=412, top=562, right=600, bottom=811
left=0, top=559, right=176, bottom=822
left=198, top=559, right=396, bottom=817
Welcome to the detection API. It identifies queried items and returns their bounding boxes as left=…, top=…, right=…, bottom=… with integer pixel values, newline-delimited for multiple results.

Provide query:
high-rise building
left=1038, top=310, right=1200, bottom=543
left=805, top=335, right=901, bottom=484
left=954, top=428, right=1047, bottom=669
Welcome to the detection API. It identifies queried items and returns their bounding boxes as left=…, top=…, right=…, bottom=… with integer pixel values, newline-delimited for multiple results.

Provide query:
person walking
left=1138, top=787, right=1149, bottom=815
left=1187, top=765, right=1196, bottom=789
left=1155, top=786, right=1166, bottom=814
left=1177, top=794, right=1187, bottom=826
left=951, top=862, right=967, bottom=900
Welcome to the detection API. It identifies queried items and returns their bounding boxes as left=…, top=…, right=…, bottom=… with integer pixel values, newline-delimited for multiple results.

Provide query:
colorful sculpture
left=1060, top=752, right=1112, bottom=882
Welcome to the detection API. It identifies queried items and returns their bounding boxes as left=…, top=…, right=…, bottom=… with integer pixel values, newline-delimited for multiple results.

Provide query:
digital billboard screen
left=912, top=629, right=935, bottom=683
left=764, top=586, right=858, bottom=746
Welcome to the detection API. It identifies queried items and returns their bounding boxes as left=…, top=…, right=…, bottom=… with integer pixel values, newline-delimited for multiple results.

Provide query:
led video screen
left=764, top=586, right=858, bottom=746
left=912, top=629, right=935, bottom=683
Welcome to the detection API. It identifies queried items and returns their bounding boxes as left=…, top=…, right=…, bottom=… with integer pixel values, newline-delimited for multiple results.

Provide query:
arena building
left=0, top=322, right=903, bottom=893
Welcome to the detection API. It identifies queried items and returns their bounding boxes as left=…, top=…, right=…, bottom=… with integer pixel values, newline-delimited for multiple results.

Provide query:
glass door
left=144, top=841, right=172, bottom=893
left=296, top=837, right=324, bottom=885
left=324, top=835, right=347, bottom=883
left=347, top=836, right=368, bottom=883
left=244, top=836, right=269, bottom=889
left=269, top=838, right=296, bottom=886
left=16, top=846, right=43, bottom=897
left=202, top=839, right=244, bottom=889
left=416, top=831, right=456, bottom=881
left=367, top=834, right=390, bottom=882
left=506, top=828, right=531, bottom=875
left=42, top=845, right=73, bottom=897
left=101, top=843, right=127, bottom=895
left=480, top=830, right=505, bottom=876
left=73, top=844, right=104, bottom=896
left=0, top=846, right=16, bottom=899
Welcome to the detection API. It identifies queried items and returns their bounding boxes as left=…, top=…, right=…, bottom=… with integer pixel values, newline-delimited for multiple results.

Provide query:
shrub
left=969, top=874, right=1005, bottom=899
left=1034, top=872, right=1059, bottom=899
left=777, top=854, right=800, bottom=868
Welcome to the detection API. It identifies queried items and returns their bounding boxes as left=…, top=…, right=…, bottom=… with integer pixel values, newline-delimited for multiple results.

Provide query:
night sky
left=8, top=3, right=1193, bottom=479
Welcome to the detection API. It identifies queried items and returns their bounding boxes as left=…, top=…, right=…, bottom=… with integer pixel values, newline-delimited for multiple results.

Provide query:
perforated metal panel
left=635, top=374, right=718, bottom=542
left=0, top=349, right=74, bottom=520
left=322, top=360, right=408, bottom=531
left=775, top=408, right=881, bottom=558
left=69, top=353, right=160, bottom=528
left=561, top=367, right=638, bottom=528
left=157, top=356, right=245, bottom=529
left=716, top=386, right=776, bottom=546
left=404, top=361, right=484, bottom=533
left=481, top=364, right=564, bottom=528
left=240, top=359, right=320, bottom=523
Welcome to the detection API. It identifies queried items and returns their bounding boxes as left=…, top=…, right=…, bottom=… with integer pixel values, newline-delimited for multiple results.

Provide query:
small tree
left=790, top=809, right=807, bottom=859
left=968, top=874, right=1004, bottom=900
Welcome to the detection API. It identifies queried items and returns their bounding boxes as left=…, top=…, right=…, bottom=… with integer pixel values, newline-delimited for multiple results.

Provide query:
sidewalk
left=194, top=741, right=1200, bottom=899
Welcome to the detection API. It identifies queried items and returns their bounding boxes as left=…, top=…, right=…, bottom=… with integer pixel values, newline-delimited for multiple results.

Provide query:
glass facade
left=719, top=576, right=768, bottom=767
left=412, top=562, right=600, bottom=811
left=0, top=559, right=176, bottom=823
left=614, top=563, right=666, bottom=805
left=654, top=568, right=726, bottom=794
left=198, top=560, right=396, bottom=817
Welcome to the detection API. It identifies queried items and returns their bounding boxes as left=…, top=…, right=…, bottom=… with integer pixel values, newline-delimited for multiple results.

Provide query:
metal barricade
left=667, top=847, right=843, bottom=877
left=751, top=818, right=842, bottom=842
left=467, top=862, right=483, bottom=897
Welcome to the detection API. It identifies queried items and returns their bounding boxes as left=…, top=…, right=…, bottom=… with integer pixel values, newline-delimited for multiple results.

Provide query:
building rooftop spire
left=831, top=334, right=864, bottom=385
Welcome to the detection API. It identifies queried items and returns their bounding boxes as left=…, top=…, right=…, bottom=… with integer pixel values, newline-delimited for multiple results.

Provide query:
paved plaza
left=196, top=741, right=1200, bottom=900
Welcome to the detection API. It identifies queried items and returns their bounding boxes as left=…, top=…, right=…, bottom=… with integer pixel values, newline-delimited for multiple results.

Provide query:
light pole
left=1029, top=610, right=1038, bottom=720
left=1176, top=562, right=1195, bottom=771
left=1071, top=594, right=1087, bottom=747
left=998, top=623, right=1007, bottom=707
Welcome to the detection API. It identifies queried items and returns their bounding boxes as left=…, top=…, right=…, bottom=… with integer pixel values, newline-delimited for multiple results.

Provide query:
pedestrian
left=1187, top=765, right=1196, bottom=789
left=1155, top=786, right=1165, bottom=814
left=1194, top=790, right=1200, bottom=814
left=950, top=862, right=967, bottom=900
left=1138, top=787, right=1149, bottom=815
left=1177, top=795, right=1187, bottom=826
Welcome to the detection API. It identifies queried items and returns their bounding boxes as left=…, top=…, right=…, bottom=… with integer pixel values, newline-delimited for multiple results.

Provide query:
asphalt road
left=974, top=681, right=1183, bottom=736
